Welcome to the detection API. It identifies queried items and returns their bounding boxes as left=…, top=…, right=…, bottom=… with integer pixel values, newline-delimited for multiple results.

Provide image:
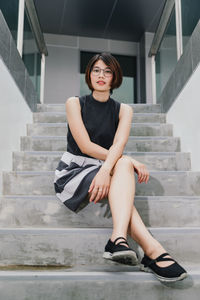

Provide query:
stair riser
left=37, top=103, right=162, bottom=113
left=20, top=137, right=181, bottom=152
left=27, top=124, right=173, bottom=137
left=1, top=196, right=200, bottom=228
left=33, top=113, right=166, bottom=123
left=13, top=152, right=191, bottom=172
left=0, top=228, right=199, bottom=266
left=0, top=274, right=199, bottom=300
left=3, top=172, right=200, bottom=196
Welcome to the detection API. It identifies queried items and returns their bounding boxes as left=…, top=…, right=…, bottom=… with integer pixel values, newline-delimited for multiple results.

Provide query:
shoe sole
left=140, top=264, right=188, bottom=282
left=103, top=250, right=138, bottom=265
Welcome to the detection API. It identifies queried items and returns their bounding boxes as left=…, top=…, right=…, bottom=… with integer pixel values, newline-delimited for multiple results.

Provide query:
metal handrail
left=148, top=0, right=175, bottom=57
left=25, top=0, right=48, bottom=56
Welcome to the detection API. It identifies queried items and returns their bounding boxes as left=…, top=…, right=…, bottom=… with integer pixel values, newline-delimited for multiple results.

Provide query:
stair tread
left=14, top=150, right=189, bottom=155
left=23, top=135, right=176, bottom=139
left=4, top=170, right=199, bottom=174
left=37, top=103, right=161, bottom=106
left=33, top=112, right=164, bottom=115
left=3, top=195, right=200, bottom=199
left=29, top=122, right=169, bottom=126
left=0, top=264, right=199, bottom=278
left=0, top=269, right=199, bottom=280
left=0, top=227, right=200, bottom=233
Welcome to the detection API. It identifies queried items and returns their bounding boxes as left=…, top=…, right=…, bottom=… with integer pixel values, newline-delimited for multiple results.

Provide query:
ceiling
left=34, top=0, right=166, bottom=42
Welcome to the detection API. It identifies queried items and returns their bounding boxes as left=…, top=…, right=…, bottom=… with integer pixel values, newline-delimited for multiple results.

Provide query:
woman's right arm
left=66, top=97, right=109, bottom=160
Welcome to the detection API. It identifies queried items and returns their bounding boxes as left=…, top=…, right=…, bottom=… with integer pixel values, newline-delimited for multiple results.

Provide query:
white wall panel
left=167, top=63, right=200, bottom=171
left=0, top=59, right=32, bottom=195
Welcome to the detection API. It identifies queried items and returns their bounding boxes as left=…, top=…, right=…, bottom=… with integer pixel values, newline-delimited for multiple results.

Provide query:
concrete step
left=3, top=171, right=200, bottom=196
left=20, top=136, right=181, bottom=152
left=13, top=151, right=191, bottom=172
left=27, top=122, right=173, bottom=137
left=0, top=227, right=199, bottom=266
left=33, top=112, right=166, bottom=123
left=37, top=103, right=162, bottom=113
left=1, top=195, right=200, bottom=228
left=0, top=267, right=199, bottom=300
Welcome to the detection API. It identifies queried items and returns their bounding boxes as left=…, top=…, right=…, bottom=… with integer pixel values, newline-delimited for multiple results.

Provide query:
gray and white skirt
left=54, top=151, right=104, bottom=213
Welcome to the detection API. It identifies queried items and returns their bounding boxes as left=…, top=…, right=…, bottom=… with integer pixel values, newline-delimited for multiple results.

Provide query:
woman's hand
left=131, top=158, right=149, bottom=184
left=123, top=155, right=149, bottom=184
left=88, top=167, right=111, bottom=204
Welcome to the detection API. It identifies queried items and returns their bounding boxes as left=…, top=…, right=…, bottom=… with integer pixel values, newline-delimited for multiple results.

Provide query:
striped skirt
left=54, top=151, right=104, bottom=213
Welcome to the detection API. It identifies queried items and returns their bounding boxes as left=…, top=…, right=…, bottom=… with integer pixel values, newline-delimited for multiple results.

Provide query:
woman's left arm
left=100, top=102, right=150, bottom=183
left=88, top=104, right=149, bottom=203
left=88, top=103, right=133, bottom=203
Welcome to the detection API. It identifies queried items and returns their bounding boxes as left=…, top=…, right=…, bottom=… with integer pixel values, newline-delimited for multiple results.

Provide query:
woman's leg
left=108, top=156, right=135, bottom=244
left=108, top=156, right=173, bottom=267
left=127, top=206, right=173, bottom=267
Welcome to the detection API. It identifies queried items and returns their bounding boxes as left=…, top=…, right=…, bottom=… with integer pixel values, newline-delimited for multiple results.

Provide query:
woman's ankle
left=111, top=232, right=127, bottom=241
left=110, top=234, right=129, bottom=247
left=144, top=242, right=166, bottom=259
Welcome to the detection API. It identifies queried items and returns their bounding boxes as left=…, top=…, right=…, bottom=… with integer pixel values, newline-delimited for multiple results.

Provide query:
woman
left=54, top=52, right=187, bottom=283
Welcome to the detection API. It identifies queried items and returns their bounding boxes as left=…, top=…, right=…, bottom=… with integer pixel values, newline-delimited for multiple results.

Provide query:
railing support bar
left=40, top=53, right=46, bottom=104
left=17, top=0, right=25, bottom=56
left=151, top=56, right=157, bottom=104
left=175, top=0, right=183, bottom=60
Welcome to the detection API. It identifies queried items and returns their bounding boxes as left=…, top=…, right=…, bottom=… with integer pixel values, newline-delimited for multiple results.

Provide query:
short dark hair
left=85, top=52, right=123, bottom=94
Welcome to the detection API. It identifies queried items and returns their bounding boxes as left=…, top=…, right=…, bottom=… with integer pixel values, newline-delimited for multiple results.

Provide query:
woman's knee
left=113, top=156, right=133, bottom=172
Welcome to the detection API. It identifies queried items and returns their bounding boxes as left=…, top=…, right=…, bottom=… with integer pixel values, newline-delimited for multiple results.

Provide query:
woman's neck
left=92, top=90, right=110, bottom=102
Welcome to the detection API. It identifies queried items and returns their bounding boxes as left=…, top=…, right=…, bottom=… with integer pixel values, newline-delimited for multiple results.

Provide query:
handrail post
left=175, top=0, right=183, bottom=60
left=151, top=56, right=157, bottom=104
left=17, top=0, right=25, bottom=56
left=40, top=53, right=46, bottom=104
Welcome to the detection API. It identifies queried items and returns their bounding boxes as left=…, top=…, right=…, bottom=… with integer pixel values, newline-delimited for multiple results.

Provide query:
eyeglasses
left=91, top=67, right=113, bottom=77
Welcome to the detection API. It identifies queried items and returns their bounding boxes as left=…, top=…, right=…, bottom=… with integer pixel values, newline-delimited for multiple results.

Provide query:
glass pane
left=80, top=74, right=90, bottom=96
left=181, top=0, right=200, bottom=49
left=155, top=6, right=177, bottom=99
left=0, top=0, right=19, bottom=43
left=22, top=8, right=41, bottom=100
left=112, top=77, right=134, bottom=103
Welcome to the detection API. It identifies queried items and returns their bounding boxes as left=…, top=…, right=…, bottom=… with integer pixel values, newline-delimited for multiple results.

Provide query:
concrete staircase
left=1, top=103, right=200, bottom=299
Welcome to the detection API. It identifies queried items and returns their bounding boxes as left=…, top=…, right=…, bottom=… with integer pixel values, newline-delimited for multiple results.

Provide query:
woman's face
left=90, top=59, right=113, bottom=93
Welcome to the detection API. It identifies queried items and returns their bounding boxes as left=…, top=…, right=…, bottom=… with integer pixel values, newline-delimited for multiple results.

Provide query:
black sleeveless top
left=67, top=93, right=121, bottom=158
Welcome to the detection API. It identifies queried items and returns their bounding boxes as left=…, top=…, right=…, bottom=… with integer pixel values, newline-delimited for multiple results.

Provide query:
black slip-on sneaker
left=140, top=252, right=188, bottom=282
left=103, top=236, right=138, bottom=265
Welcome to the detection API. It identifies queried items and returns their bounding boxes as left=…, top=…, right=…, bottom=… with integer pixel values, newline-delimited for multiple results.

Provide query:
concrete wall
left=0, top=58, right=32, bottom=195
left=167, top=63, right=200, bottom=171
left=43, top=34, right=139, bottom=103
